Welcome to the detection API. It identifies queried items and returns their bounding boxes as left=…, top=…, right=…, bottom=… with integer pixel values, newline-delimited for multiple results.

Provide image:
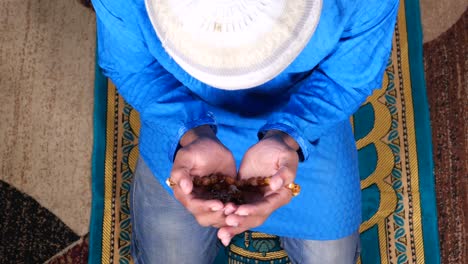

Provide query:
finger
left=172, top=186, right=225, bottom=214
left=170, top=169, right=193, bottom=195
left=226, top=210, right=267, bottom=231
left=225, top=191, right=291, bottom=233
left=223, top=202, right=238, bottom=215
left=174, top=197, right=227, bottom=227
left=235, top=189, right=292, bottom=217
left=218, top=226, right=249, bottom=246
left=270, top=166, right=295, bottom=191
left=184, top=197, right=225, bottom=214
left=264, top=188, right=293, bottom=209
left=225, top=214, right=265, bottom=230
left=225, top=214, right=243, bottom=227
left=194, top=210, right=227, bottom=227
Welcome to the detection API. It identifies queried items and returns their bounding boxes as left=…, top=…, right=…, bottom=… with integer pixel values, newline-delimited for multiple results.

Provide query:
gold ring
left=286, top=183, right=301, bottom=197
left=165, top=178, right=177, bottom=188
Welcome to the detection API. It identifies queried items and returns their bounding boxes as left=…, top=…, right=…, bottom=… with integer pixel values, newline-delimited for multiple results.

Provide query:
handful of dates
left=191, top=174, right=272, bottom=205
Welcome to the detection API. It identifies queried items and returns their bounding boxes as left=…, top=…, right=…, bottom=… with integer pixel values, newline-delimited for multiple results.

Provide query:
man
left=92, top=0, right=399, bottom=263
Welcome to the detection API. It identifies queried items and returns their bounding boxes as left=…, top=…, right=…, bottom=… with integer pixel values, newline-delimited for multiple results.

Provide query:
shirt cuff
left=258, top=123, right=310, bottom=162
left=169, top=112, right=217, bottom=161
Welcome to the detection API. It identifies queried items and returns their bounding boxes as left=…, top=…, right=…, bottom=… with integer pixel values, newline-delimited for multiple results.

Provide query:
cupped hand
left=217, top=130, right=300, bottom=246
left=170, top=125, right=238, bottom=228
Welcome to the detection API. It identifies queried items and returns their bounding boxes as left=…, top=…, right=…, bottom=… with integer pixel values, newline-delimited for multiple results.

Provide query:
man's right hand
left=170, top=125, right=238, bottom=228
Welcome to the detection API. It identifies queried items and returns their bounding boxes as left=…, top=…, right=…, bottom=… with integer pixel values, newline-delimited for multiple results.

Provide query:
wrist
left=263, top=130, right=300, bottom=151
left=179, top=125, right=217, bottom=147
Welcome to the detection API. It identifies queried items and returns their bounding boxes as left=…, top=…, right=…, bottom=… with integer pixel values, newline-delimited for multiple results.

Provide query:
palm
left=217, top=135, right=300, bottom=246
left=171, top=135, right=238, bottom=228
left=176, top=137, right=236, bottom=179
left=239, top=142, right=286, bottom=179
left=239, top=133, right=300, bottom=184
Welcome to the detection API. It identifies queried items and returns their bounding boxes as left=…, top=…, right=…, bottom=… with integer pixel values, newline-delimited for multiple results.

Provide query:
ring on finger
left=165, top=178, right=177, bottom=188
left=286, top=183, right=301, bottom=197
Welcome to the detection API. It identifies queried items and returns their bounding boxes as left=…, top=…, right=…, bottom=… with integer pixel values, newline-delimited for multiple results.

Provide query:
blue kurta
left=92, top=0, right=399, bottom=240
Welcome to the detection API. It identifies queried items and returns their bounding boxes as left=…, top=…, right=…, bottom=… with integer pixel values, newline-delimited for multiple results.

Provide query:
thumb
left=171, top=169, right=193, bottom=195
left=269, top=166, right=286, bottom=191
left=269, top=164, right=296, bottom=192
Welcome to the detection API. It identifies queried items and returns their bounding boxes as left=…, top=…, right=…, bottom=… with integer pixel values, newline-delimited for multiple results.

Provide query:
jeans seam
left=131, top=174, right=143, bottom=263
left=280, top=237, right=304, bottom=264
left=353, top=234, right=361, bottom=264
left=297, top=240, right=304, bottom=264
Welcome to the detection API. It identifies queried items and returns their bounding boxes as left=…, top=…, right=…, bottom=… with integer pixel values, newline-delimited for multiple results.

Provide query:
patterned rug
left=423, top=8, right=467, bottom=264
left=89, top=0, right=440, bottom=263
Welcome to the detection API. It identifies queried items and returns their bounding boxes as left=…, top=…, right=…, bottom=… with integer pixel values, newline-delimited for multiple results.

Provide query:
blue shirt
left=92, top=0, right=399, bottom=240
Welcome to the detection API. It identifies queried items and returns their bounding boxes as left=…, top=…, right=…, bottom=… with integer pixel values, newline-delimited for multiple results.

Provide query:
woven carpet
left=89, top=0, right=441, bottom=263
left=423, top=8, right=467, bottom=264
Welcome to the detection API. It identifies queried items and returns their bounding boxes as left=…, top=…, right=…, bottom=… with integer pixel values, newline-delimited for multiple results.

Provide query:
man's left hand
left=217, top=130, right=300, bottom=246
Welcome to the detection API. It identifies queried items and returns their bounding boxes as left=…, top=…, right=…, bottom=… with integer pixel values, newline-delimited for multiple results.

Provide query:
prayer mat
left=89, top=0, right=440, bottom=263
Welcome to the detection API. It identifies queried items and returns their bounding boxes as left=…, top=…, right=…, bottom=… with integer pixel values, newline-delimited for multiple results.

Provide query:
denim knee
left=130, top=158, right=220, bottom=264
left=281, top=231, right=360, bottom=264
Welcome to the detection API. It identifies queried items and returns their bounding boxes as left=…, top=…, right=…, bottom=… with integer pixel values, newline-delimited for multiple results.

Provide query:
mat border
left=404, top=0, right=440, bottom=262
left=89, top=59, right=108, bottom=264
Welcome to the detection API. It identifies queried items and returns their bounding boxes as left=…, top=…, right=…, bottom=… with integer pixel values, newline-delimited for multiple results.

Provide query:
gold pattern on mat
left=354, top=1, right=424, bottom=262
left=244, top=232, right=250, bottom=248
left=228, top=258, right=290, bottom=264
left=101, top=82, right=116, bottom=263
left=390, top=2, right=424, bottom=262
left=251, top=233, right=278, bottom=239
left=229, top=244, right=288, bottom=260
left=100, top=0, right=427, bottom=262
left=102, top=83, right=140, bottom=264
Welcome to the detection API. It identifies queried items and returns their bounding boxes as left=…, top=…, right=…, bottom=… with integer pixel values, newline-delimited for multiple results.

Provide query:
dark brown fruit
left=191, top=174, right=269, bottom=205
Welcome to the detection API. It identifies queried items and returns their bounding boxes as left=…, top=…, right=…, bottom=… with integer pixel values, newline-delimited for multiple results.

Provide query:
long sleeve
left=259, top=0, right=399, bottom=161
left=93, top=0, right=216, bottom=162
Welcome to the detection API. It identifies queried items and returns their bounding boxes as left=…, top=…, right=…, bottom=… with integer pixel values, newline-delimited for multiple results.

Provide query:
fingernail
left=224, top=207, right=235, bottom=215
left=272, top=178, right=284, bottom=190
left=211, top=206, right=222, bottom=212
left=227, top=221, right=238, bottom=227
left=180, top=179, right=190, bottom=193
left=235, top=210, right=249, bottom=216
left=221, top=237, right=231, bottom=246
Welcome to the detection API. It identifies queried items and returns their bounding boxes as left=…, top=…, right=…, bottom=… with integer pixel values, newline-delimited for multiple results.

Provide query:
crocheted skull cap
left=145, top=0, right=322, bottom=90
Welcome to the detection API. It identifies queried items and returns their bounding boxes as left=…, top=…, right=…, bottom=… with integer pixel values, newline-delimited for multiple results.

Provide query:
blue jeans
left=131, top=158, right=360, bottom=264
